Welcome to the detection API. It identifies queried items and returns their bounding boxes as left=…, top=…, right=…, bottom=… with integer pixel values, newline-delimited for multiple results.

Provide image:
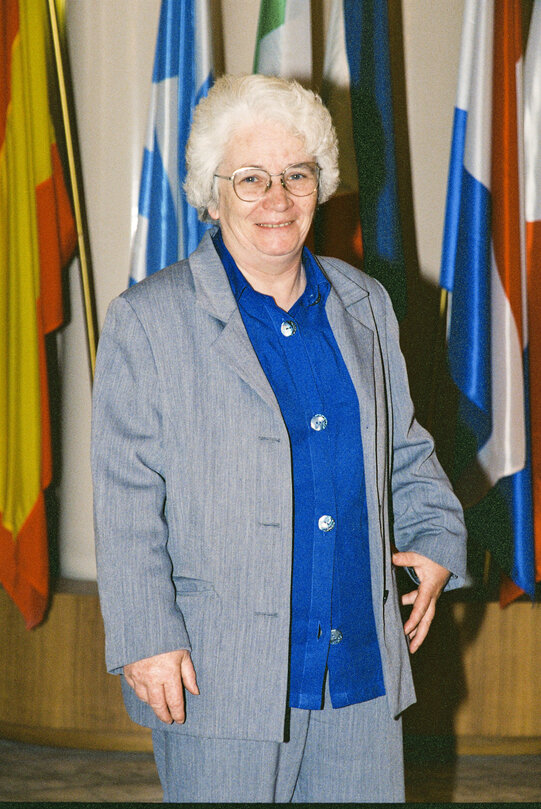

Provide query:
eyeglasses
left=214, top=162, right=320, bottom=202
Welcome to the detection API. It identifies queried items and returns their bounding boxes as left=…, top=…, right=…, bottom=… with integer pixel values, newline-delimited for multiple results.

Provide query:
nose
left=262, top=176, right=291, bottom=208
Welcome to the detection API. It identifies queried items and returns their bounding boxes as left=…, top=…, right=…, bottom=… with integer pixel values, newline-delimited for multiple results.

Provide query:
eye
left=235, top=170, right=266, bottom=186
left=285, top=164, right=316, bottom=182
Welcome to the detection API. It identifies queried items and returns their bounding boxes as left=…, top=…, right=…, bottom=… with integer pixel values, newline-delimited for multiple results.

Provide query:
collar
left=212, top=228, right=330, bottom=313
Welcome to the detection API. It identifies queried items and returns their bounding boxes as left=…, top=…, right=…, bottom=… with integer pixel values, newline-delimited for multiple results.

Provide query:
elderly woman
left=92, top=74, right=466, bottom=803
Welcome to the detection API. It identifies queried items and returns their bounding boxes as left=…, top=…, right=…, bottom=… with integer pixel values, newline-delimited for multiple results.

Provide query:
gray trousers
left=152, top=688, right=404, bottom=803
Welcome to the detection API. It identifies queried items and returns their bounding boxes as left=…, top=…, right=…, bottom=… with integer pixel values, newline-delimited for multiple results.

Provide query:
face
left=208, top=122, right=317, bottom=275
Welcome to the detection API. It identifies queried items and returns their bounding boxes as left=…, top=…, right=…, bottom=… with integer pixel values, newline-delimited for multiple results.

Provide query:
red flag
left=0, top=0, right=76, bottom=627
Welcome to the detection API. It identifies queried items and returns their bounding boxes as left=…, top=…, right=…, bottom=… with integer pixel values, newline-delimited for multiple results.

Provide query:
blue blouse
left=213, top=230, right=385, bottom=709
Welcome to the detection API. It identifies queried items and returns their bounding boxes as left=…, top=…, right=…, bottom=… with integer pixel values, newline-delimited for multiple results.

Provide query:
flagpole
left=46, top=0, right=98, bottom=381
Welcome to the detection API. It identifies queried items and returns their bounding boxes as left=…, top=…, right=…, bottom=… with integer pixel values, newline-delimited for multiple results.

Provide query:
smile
left=256, top=221, right=294, bottom=228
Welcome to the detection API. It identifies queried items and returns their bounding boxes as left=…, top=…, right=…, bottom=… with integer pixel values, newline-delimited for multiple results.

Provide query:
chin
left=254, top=230, right=301, bottom=253
left=257, top=242, right=300, bottom=258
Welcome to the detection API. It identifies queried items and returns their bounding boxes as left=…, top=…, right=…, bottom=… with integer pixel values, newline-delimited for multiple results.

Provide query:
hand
left=392, top=551, right=451, bottom=653
left=123, top=649, right=199, bottom=724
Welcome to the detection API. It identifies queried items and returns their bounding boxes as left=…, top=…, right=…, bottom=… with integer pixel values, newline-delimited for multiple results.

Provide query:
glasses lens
left=283, top=163, right=319, bottom=196
left=232, top=168, right=270, bottom=201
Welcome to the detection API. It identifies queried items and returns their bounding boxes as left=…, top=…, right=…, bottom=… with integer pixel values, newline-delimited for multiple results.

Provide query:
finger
left=392, top=551, right=418, bottom=568
left=406, top=628, right=418, bottom=645
left=124, top=672, right=135, bottom=690
left=408, top=602, right=436, bottom=653
left=147, top=683, right=174, bottom=724
left=163, top=679, right=187, bottom=724
left=403, top=589, right=431, bottom=636
left=180, top=655, right=199, bottom=696
left=129, top=679, right=150, bottom=705
left=400, top=589, right=418, bottom=607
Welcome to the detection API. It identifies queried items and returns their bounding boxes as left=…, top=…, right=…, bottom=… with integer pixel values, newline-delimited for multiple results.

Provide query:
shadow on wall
left=401, top=588, right=488, bottom=801
left=311, top=7, right=493, bottom=801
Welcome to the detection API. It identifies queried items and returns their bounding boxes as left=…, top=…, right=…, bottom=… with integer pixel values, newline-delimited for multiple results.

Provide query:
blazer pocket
left=173, top=576, right=216, bottom=595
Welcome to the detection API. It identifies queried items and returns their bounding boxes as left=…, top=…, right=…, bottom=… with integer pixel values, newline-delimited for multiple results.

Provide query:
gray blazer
left=91, top=230, right=466, bottom=741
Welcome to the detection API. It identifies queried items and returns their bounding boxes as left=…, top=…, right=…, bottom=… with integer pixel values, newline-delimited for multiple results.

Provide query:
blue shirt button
left=310, top=414, right=328, bottom=431
left=318, top=514, right=335, bottom=532
left=280, top=320, right=297, bottom=337
left=330, top=628, right=343, bottom=644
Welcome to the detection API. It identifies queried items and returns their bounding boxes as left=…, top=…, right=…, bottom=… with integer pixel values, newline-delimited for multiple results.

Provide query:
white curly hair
left=184, top=74, right=340, bottom=222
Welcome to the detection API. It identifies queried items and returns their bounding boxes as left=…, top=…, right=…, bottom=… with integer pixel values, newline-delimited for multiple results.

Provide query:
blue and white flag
left=440, top=0, right=536, bottom=599
left=129, top=0, right=213, bottom=285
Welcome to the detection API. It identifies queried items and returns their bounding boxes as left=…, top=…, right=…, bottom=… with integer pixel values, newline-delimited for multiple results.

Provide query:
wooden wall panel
left=0, top=586, right=539, bottom=752
left=0, top=584, right=151, bottom=751
left=404, top=599, right=541, bottom=753
left=453, top=602, right=541, bottom=738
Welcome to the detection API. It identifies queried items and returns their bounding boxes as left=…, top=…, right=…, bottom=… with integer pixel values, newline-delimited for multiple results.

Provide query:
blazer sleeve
left=91, top=295, right=191, bottom=673
left=379, top=285, right=467, bottom=590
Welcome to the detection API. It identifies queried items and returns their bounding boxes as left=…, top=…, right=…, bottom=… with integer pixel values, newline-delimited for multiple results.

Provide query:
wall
left=401, top=2, right=464, bottom=281
left=59, top=0, right=464, bottom=579
left=59, top=1, right=161, bottom=577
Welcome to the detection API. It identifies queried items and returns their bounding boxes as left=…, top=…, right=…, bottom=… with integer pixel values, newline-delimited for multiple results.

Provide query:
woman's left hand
left=391, top=551, right=451, bottom=653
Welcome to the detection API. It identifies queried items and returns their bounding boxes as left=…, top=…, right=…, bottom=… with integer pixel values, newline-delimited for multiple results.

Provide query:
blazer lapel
left=212, top=310, right=282, bottom=413
left=188, top=231, right=282, bottom=414
left=322, top=261, right=388, bottom=514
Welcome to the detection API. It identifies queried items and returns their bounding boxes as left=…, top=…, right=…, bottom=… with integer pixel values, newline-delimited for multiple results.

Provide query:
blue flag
left=342, top=0, right=406, bottom=320
left=130, top=0, right=213, bottom=285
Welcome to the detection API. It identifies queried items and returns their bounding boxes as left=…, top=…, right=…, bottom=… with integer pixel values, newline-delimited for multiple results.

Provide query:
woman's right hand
left=123, top=649, right=199, bottom=724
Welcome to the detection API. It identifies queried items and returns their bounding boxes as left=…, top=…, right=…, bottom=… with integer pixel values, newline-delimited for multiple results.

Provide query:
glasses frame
left=214, top=161, right=320, bottom=202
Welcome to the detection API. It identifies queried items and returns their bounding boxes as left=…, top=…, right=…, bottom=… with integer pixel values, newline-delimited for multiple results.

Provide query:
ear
left=207, top=202, right=220, bottom=221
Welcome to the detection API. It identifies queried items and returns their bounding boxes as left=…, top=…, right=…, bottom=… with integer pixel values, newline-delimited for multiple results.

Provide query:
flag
left=129, top=0, right=213, bottom=286
left=253, top=0, right=312, bottom=84
left=0, top=0, right=76, bottom=627
left=317, top=0, right=406, bottom=320
left=252, top=2, right=405, bottom=316
left=440, top=0, right=536, bottom=599
left=521, top=0, right=541, bottom=593
left=317, top=0, right=364, bottom=269
left=342, top=0, right=407, bottom=321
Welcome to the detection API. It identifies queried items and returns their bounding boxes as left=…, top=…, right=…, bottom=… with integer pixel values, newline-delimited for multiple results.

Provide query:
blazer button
left=330, top=628, right=343, bottom=644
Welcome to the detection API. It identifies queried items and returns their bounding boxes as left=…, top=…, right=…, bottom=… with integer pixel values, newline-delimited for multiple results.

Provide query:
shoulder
left=119, top=259, right=194, bottom=313
left=117, top=229, right=219, bottom=319
left=99, top=231, right=225, bottom=360
left=96, top=262, right=195, bottom=354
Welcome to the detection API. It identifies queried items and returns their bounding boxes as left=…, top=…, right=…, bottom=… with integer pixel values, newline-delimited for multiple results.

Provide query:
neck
left=237, top=258, right=306, bottom=311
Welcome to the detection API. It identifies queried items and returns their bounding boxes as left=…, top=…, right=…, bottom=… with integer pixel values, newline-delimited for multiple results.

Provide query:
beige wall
left=60, top=0, right=465, bottom=579
left=401, top=1, right=464, bottom=280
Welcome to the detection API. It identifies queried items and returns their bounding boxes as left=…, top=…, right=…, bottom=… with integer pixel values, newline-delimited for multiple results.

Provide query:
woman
left=92, top=74, right=466, bottom=803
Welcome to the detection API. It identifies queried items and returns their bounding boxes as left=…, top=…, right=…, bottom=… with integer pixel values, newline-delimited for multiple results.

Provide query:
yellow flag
left=0, top=0, right=76, bottom=627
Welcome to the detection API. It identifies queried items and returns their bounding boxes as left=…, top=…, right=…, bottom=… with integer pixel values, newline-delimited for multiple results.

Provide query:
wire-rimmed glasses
left=214, top=162, right=320, bottom=202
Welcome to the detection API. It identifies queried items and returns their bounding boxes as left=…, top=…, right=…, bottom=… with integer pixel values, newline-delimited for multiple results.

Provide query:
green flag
left=253, top=0, right=311, bottom=84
